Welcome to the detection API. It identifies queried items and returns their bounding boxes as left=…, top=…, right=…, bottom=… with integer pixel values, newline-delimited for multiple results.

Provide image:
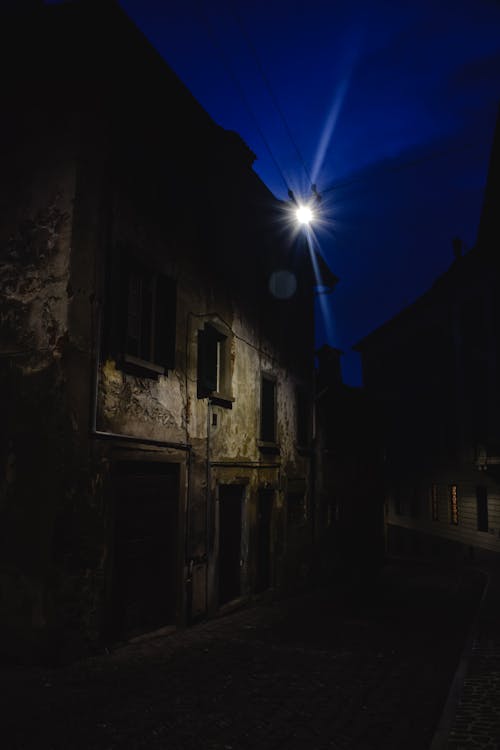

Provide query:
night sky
left=58, top=1, right=500, bottom=383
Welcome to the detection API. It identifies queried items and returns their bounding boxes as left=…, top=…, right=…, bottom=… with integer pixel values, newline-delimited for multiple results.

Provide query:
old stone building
left=355, top=108, right=500, bottom=562
left=0, top=1, right=336, bottom=660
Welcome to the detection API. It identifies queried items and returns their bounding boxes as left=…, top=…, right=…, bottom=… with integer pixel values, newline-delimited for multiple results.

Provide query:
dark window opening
left=197, top=323, right=230, bottom=402
left=261, top=375, right=277, bottom=443
left=476, top=486, right=488, bottom=532
left=116, top=254, right=176, bottom=376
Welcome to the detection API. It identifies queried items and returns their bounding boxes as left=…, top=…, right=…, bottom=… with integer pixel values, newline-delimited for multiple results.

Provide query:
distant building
left=314, top=346, right=385, bottom=582
left=355, top=109, right=500, bottom=562
left=0, top=1, right=336, bottom=661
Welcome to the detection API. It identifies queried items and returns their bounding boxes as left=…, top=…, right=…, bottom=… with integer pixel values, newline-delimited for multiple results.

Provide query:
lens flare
left=269, top=269, right=297, bottom=299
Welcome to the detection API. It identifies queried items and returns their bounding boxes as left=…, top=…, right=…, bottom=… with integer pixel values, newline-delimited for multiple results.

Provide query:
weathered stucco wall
left=91, top=175, right=315, bottom=621
left=0, top=119, right=77, bottom=660
left=99, top=358, right=187, bottom=441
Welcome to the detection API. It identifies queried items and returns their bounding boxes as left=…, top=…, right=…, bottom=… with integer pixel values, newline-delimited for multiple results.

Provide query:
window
left=296, top=386, right=310, bottom=447
left=431, top=484, right=439, bottom=521
left=449, top=485, right=459, bottom=525
left=119, top=257, right=176, bottom=376
left=260, top=375, right=277, bottom=443
left=476, top=486, right=488, bottom=532
left=197, top=323, right=232, bottom=405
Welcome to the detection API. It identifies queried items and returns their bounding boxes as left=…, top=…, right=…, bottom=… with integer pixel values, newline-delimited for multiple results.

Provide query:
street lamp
left=289, top=185, right=322, bottom=228
left=296, top=204, right=314, bottom=225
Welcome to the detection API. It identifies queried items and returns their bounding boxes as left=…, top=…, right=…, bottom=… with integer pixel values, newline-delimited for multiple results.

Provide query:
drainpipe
left=205, top=398, right=212, bottom=615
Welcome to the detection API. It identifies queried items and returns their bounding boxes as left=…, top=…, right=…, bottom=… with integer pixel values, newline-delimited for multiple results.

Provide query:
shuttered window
left=197, top=324, right=227, bottom=398
left=117, top=255, right=176, bottom=376
left=261, top=375, right=276, bottom=443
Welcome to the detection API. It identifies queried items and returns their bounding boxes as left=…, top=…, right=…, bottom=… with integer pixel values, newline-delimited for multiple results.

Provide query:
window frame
left=197, top=322, right=233, bottom=407
left=113, top=251, right=176, bottom=379
left=259, top=373, right=278, bottom=449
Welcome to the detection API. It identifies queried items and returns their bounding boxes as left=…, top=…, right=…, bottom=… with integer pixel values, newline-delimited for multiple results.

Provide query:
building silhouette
left=356, top=108, right=500, bottom=562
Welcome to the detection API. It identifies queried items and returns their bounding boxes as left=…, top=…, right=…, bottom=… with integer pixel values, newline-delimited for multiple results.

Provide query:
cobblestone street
left=3, top=562, right=484, bottom=750
left=446, top=565, right=500, bottom=750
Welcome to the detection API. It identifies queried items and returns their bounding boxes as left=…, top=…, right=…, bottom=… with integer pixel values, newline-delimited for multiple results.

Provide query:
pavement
left=1, top=560, right=492, bottom=750
left=434, top=563, right=500, bottom=750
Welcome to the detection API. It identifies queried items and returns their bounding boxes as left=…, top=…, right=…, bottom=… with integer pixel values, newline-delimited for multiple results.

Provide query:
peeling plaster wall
left=0, top=116, right=77, bottom=660
left=99, top=358, right=187, bottom=441
left=0, top=145, right=73, bottom=365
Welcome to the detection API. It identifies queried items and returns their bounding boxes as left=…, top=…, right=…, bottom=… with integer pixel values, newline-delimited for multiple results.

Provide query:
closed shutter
left=198, top=326, right=218, bottom=396
left=261, top=377, right=276, bottom=442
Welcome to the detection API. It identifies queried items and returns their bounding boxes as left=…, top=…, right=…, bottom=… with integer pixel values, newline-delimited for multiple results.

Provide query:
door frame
left=102, top=446, right=188, bottom=642
left=215, top=481, right=248, bottom=608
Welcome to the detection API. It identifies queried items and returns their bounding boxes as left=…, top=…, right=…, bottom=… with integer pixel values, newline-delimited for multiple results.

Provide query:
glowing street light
left=288, top=187, right=322, bottom=228
left=296, top=204, right=314, bottom=225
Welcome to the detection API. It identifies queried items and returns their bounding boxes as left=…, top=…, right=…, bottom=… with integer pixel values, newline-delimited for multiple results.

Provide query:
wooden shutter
left=197, top=326, right=218, bottom=396
left=261, top=377, right=276, bottom=442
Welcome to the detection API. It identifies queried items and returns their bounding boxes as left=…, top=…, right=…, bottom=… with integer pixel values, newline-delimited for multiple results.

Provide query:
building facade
left=355, top=110, right=500, bottom=562
left=0, top=1, right=336, bottom=660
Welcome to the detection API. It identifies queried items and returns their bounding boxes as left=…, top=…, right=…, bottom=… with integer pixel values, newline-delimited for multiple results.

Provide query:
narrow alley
left=4, top=561, right=485, bottom=750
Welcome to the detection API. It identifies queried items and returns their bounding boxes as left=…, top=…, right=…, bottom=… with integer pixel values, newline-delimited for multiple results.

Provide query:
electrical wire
left=195, top=0, right=290, bottom=195
left=229, top=1, right=314, bottom=190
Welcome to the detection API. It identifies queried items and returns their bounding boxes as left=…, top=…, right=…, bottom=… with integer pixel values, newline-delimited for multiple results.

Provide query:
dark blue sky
left=96, top=2, right=500, bottom=381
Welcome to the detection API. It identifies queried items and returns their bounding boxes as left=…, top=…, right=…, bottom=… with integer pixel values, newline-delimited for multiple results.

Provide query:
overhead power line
left=229, top=1, right=314, bottom=190
left=195, top=1, right=290, bottom=194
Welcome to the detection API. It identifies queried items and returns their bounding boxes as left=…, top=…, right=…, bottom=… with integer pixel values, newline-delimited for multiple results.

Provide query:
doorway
left=218, top=484, right=244, bottom=605
left=256, top=488, right=274, bottom=593
left=111, top=461, right=179, bottom=639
